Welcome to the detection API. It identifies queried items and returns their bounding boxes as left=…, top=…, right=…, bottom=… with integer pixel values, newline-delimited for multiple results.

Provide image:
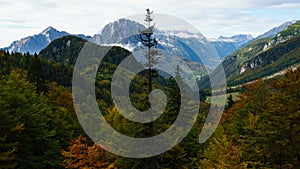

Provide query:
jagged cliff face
left=263, top=33, right=300, bottom=52
left=239, top=57, right=265, bottom=74
left=90, top=19, right=146, bottom=44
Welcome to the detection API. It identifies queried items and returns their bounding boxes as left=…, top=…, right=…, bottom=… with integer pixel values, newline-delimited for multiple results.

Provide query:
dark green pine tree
left=225, top=94, right=234, bottom=111
left=28, top=53, right=47, bottom=93
left=164, top=65, right=183, bottom=124
left=135, top=8, right=161, bottom=169
left=0, top=82, right=24, bottom=169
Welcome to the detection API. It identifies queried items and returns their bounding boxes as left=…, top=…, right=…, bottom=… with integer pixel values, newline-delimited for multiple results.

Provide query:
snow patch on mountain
left=161, top=30, right=205, bottom=40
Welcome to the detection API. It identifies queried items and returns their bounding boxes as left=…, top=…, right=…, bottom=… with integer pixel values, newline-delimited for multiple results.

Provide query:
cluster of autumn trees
left=0, top=70, right=81, bottom=168
left=62, top=69, right=300, bottom=169
left=201, top=69, right=300, bottom=168
left=0, top=49, right=299, bottom=168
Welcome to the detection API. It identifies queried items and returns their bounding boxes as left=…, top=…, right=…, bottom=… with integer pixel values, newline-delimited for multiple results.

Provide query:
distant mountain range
left=208, top=34, right=254, bottom=59
left=3, top=19, right=296, bottom=60
left=2, top=19, right=299, bottom=82
left=2, top=18, right=299, bottom=88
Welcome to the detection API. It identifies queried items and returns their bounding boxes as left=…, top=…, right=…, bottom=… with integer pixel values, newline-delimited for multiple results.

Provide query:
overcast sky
left=1, top=0, right=300, bottom=47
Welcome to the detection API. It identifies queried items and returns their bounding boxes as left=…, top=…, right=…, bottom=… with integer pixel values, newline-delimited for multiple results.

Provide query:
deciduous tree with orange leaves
left=61, top=135, right=116, bottom=169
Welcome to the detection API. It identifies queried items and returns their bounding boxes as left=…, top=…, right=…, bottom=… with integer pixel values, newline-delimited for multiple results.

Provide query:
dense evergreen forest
left=0, top=47, right=299, bottom=168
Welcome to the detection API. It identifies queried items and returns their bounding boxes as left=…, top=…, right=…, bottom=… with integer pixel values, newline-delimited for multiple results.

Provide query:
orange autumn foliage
left=61, top=135, right=116, bottom=169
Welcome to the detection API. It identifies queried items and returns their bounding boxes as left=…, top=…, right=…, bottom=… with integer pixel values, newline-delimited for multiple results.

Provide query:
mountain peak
left=4, top=26, right=69, bottom=54
left=92, top=18, right=146, bottom=44
left=100, top=18, right=144, bottom=33
left=41, top=26, right=57, bottom=34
